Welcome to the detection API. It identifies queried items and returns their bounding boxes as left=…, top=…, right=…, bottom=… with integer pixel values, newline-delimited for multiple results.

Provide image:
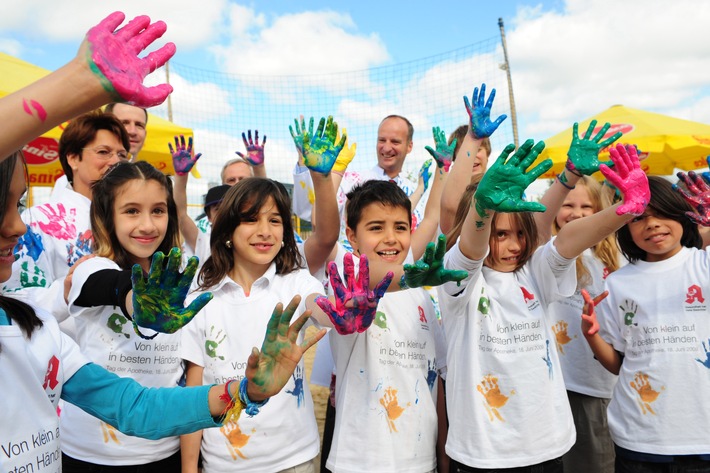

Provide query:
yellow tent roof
left=0, top=52, right=192, bottom=186
left=534, top=104, right=710, bottom=179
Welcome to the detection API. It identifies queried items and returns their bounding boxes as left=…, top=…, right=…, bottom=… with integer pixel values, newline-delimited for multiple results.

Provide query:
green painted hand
left=303, top=116, right=346, bottom=174
left=289, top=116, right=312, bottom=157
left=566, top=120, right=622, bottom=176
left=474, top=139, right=551, bottom=217
left=424, top=126, right=456, bottom=171
left=245, top=295, right=326, bottom=400
left=402, top=234, right=468, bottom=288
left=131, top=247, right=213, bottom=339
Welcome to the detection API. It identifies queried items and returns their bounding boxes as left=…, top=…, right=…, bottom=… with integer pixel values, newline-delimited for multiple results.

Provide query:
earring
left=281, top=241, right=285, bottom=248
left=225, top=240, right=232, bottom=248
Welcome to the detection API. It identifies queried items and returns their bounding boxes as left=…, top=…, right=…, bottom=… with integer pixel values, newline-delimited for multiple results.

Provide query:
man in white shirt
left=104, top=102, right=147, bottom=159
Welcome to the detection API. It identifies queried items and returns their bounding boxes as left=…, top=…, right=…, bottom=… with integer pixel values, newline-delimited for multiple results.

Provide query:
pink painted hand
left=600, top=143, right=649, bottom=216
left=169, top=135, right=202, bottom=176
left=581, top=289, right=608, bottom=336
left=315, top=253, right=393, bottom=335
left=236, top=130, right=266, bottom=166
left=674, top=171, right=710, bottom=226
left=84, top=12, right=176, bottom=107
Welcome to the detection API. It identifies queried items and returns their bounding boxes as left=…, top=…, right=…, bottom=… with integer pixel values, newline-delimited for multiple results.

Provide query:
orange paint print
left=221, top=421, right=252, bottom=460
left=477, top=375, right=515, bottom=422
left=100, top=421, right=120, bottom=444
left=630, top=372, right=664, bottom=415
left=379, top=386, right=408, bottom=432
left=552, top=320, right=575, bottom=354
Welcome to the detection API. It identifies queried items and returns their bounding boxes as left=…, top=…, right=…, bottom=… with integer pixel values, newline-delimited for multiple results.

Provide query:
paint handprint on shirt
left=36, top=203, right=77, bottom=240
left=620, top=300, right=639, bottom=327
left=20, top=261, right=46, bottom=288
left=101, top=421, right=120, bottom=444
left=221, top=421, right=251, bottom=460
left=16, top=225, right=44, bottom=261
left=630, top=372, right=664, bottom=415
left=427, top=359, right=437, bottom=391
left=552, top=320, right=575, bottom=354
left=379, top=386, right=407, bottom=432
left=286, top=365, right=305, bottom=407
left=374, top=310, right=388, bottom=330
left=542, top=339, right=553, bottom=379
left=696, top=339, right=710, bottom=369
left=107, top=312, right=131, bottom=339
left=205, top=326, right=226, bottom=360
left=477, top=374, right=515, bottom=422
left=66, top=229, right=92, bottom=266
left=478, top=294, right=490, bottom=316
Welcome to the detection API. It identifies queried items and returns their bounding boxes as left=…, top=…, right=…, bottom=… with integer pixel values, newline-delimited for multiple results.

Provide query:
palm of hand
left=568, top=138, right=605, bottom=175
left=304, top=135, right=338, bottom=173
left=475, top=165, right=532, bottom=215
left=403, top=236, right=467, bottom=288
left=470, top=108, right=498, bottom=139
left=245, top=145, right=264, bottom=166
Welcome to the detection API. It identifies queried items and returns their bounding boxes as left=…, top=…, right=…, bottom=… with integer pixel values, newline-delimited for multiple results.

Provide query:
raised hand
left=581, top=289, right=608, bottom=336
left=303, top=116, right=346, bottom=175
left=474, top=139, right=551, bottom=217
left=333, top=127, right=357, bottom=174
left=418, top=159, right=433, bottom=192
left=464, top=83, right=507, bottom=139
left=82, top=12, right=175, bottom=107
left=402, top=234, right=468, bottom=288
left=244, top=295, right=326, bottom=400
left=288, top=116, right=311, bottom=157
left=169, top=135, right=201, bottom=176
left=236, top=130, right=266, bottom=166
left=600, top=143, right=649, bottom=216
left=674, top=171, right=710, bottom=226
left=424, top=126, right=456, bottom=171
left=315, top=253, right=393, bottom=335
left=566, top=120, right=622, bottom=176
left=131, top=248, right=213, bottom=339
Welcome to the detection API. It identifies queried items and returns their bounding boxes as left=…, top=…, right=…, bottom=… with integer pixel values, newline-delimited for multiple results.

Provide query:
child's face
left=472, top=146, right=489, bottom=177
left=0, top=157, right=27, bottom=284
left=346, top=202, right=411, bottom=265
left=231, top=196, right=284, bottom=271
left=113, top=179, right=169, bottom=272
left=556, top=185, right=594, bottom=229
left=487, top=213, right=525, bottom=273
left=628, top=209, right=683, bottom=262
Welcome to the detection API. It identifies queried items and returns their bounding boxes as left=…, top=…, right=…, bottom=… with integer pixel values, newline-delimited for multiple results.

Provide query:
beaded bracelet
left=239, top=377, right=269, bottom=416
left=556, top=173, right=575, bottom=190
left=565, top=160, right=583, bottom=177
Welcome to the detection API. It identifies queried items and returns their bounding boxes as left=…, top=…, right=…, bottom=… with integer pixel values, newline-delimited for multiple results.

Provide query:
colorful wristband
left=556, top=173, right=576, bottom=190
left=239, top=377, right=269, bottom=416
left=565, top=160, right=583, bottom=177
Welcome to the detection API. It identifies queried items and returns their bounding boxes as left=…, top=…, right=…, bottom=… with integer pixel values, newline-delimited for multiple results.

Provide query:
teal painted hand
left=600, top=144, right=649, bottom=216
left=418, top=159, right=433, bottom=192
left=288, top=116, right=311, bottom=157
left=402, top=234, right=468, bottom=288
left=464, top=83, right=507, bottom=139
left=169, top=134, right=201, bottom=175
left=566, top=120, right=622, bottom=176
left=236, top=129, right=266, bottom=166
left=303, top=116, right=346, bottom=175
left=131, top=248, right=213, bottom=339
left=245, top=295, right=326, bottom=400
left=474, top=139, right=551, bottom=217
left=424, top=126, right=455, bottom=171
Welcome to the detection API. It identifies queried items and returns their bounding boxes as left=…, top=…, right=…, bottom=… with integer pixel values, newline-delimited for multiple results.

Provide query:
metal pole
left=166, top=60, right=173, bottom=122
left=498, top=18, right=519, bottom=148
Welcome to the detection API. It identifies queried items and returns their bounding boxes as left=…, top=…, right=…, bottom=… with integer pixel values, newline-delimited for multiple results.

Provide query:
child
left=437, top=141, right=649, bottom=471
left=0, top=152, right=324, bottom=473
left=582, top=173, right=710, bottom=472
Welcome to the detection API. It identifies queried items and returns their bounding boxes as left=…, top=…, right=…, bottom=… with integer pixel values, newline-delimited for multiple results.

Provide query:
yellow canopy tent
left=534, top=104, right=710, bottom=179
left=0, top=52, right=192, bottom=186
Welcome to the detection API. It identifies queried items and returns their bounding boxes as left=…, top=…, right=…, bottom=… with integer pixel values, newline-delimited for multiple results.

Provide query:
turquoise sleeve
left=62, top=363, right=221, bottom=440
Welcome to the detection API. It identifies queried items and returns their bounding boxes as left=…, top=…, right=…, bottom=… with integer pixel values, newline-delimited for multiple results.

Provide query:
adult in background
left=105, top=102, right=147, bottom=159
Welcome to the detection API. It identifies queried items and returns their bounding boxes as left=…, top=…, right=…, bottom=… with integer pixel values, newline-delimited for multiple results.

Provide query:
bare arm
left=411, top=164, right=446, bottom=260
left=440, top=131, right=483, bottom=234
left=533, top=168, right=581, bottom=245
left=303, top=170, right=339, bottom=276
left=553, top=203, right=627, bottom=259
left=173, top=173, right=198, bottom=252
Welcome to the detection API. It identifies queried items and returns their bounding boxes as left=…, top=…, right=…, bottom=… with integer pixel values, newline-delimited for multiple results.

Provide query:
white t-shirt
left=547, top=249, right=618, bottom=398
left=599, top=246, right=710, bottom=455
left=438, top=240, right=577, bottom=469
left=180, top=263, right=323, bottom=473
left=61, top=257, right=184, bottom=465
left=1, top=307, right=88, bottom=473
left=326, top=286, right=445, bottom=473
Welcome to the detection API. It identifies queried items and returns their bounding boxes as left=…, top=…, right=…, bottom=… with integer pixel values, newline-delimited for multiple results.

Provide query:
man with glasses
left=3, top=111, right=130, bottom=336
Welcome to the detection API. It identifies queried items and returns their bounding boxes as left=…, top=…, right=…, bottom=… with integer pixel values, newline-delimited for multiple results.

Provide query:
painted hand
left=244, top=295, right=326, bottom=400
left=303, top=116, right=346, bottom=175
left=83, top=12, right=175, bottom=107
left=474, top=139, right=551, bottom=217
left=581, top=289, right=608, bottom=336
left=131, top=248, right=213, bottom=339
left=566, top=120, right=622, bottom=176
left=315, top=253, right=393, bottom=335
left=289, top=116, right=311, bottom=158
left=169, top=135, right=202, bottom=176
left=674, top=171, right=710, bottom=226
left=424, top=126, right=456, bottom=171
left=418, top=159, right=433, bottom=192
left=464, top=83, right=507, bottom=139
left=333, top=128, right=357, bottom=173
left=236, top=130, right=266, bottom=166
left=600, top=143, right=649, bottom=216
left=402, top=234, right=468, bottom=288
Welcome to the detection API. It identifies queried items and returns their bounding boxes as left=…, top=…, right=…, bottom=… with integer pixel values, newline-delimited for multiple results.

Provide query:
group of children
left=2, top=10, right=710, bottom=473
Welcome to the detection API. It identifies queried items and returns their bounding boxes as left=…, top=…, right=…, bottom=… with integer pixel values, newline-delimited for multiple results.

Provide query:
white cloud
left=0, top=38, right=22, bottom=56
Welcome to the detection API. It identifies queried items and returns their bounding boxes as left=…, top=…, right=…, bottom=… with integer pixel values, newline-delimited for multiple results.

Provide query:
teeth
left=379, top=250, right=398, bottom=255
